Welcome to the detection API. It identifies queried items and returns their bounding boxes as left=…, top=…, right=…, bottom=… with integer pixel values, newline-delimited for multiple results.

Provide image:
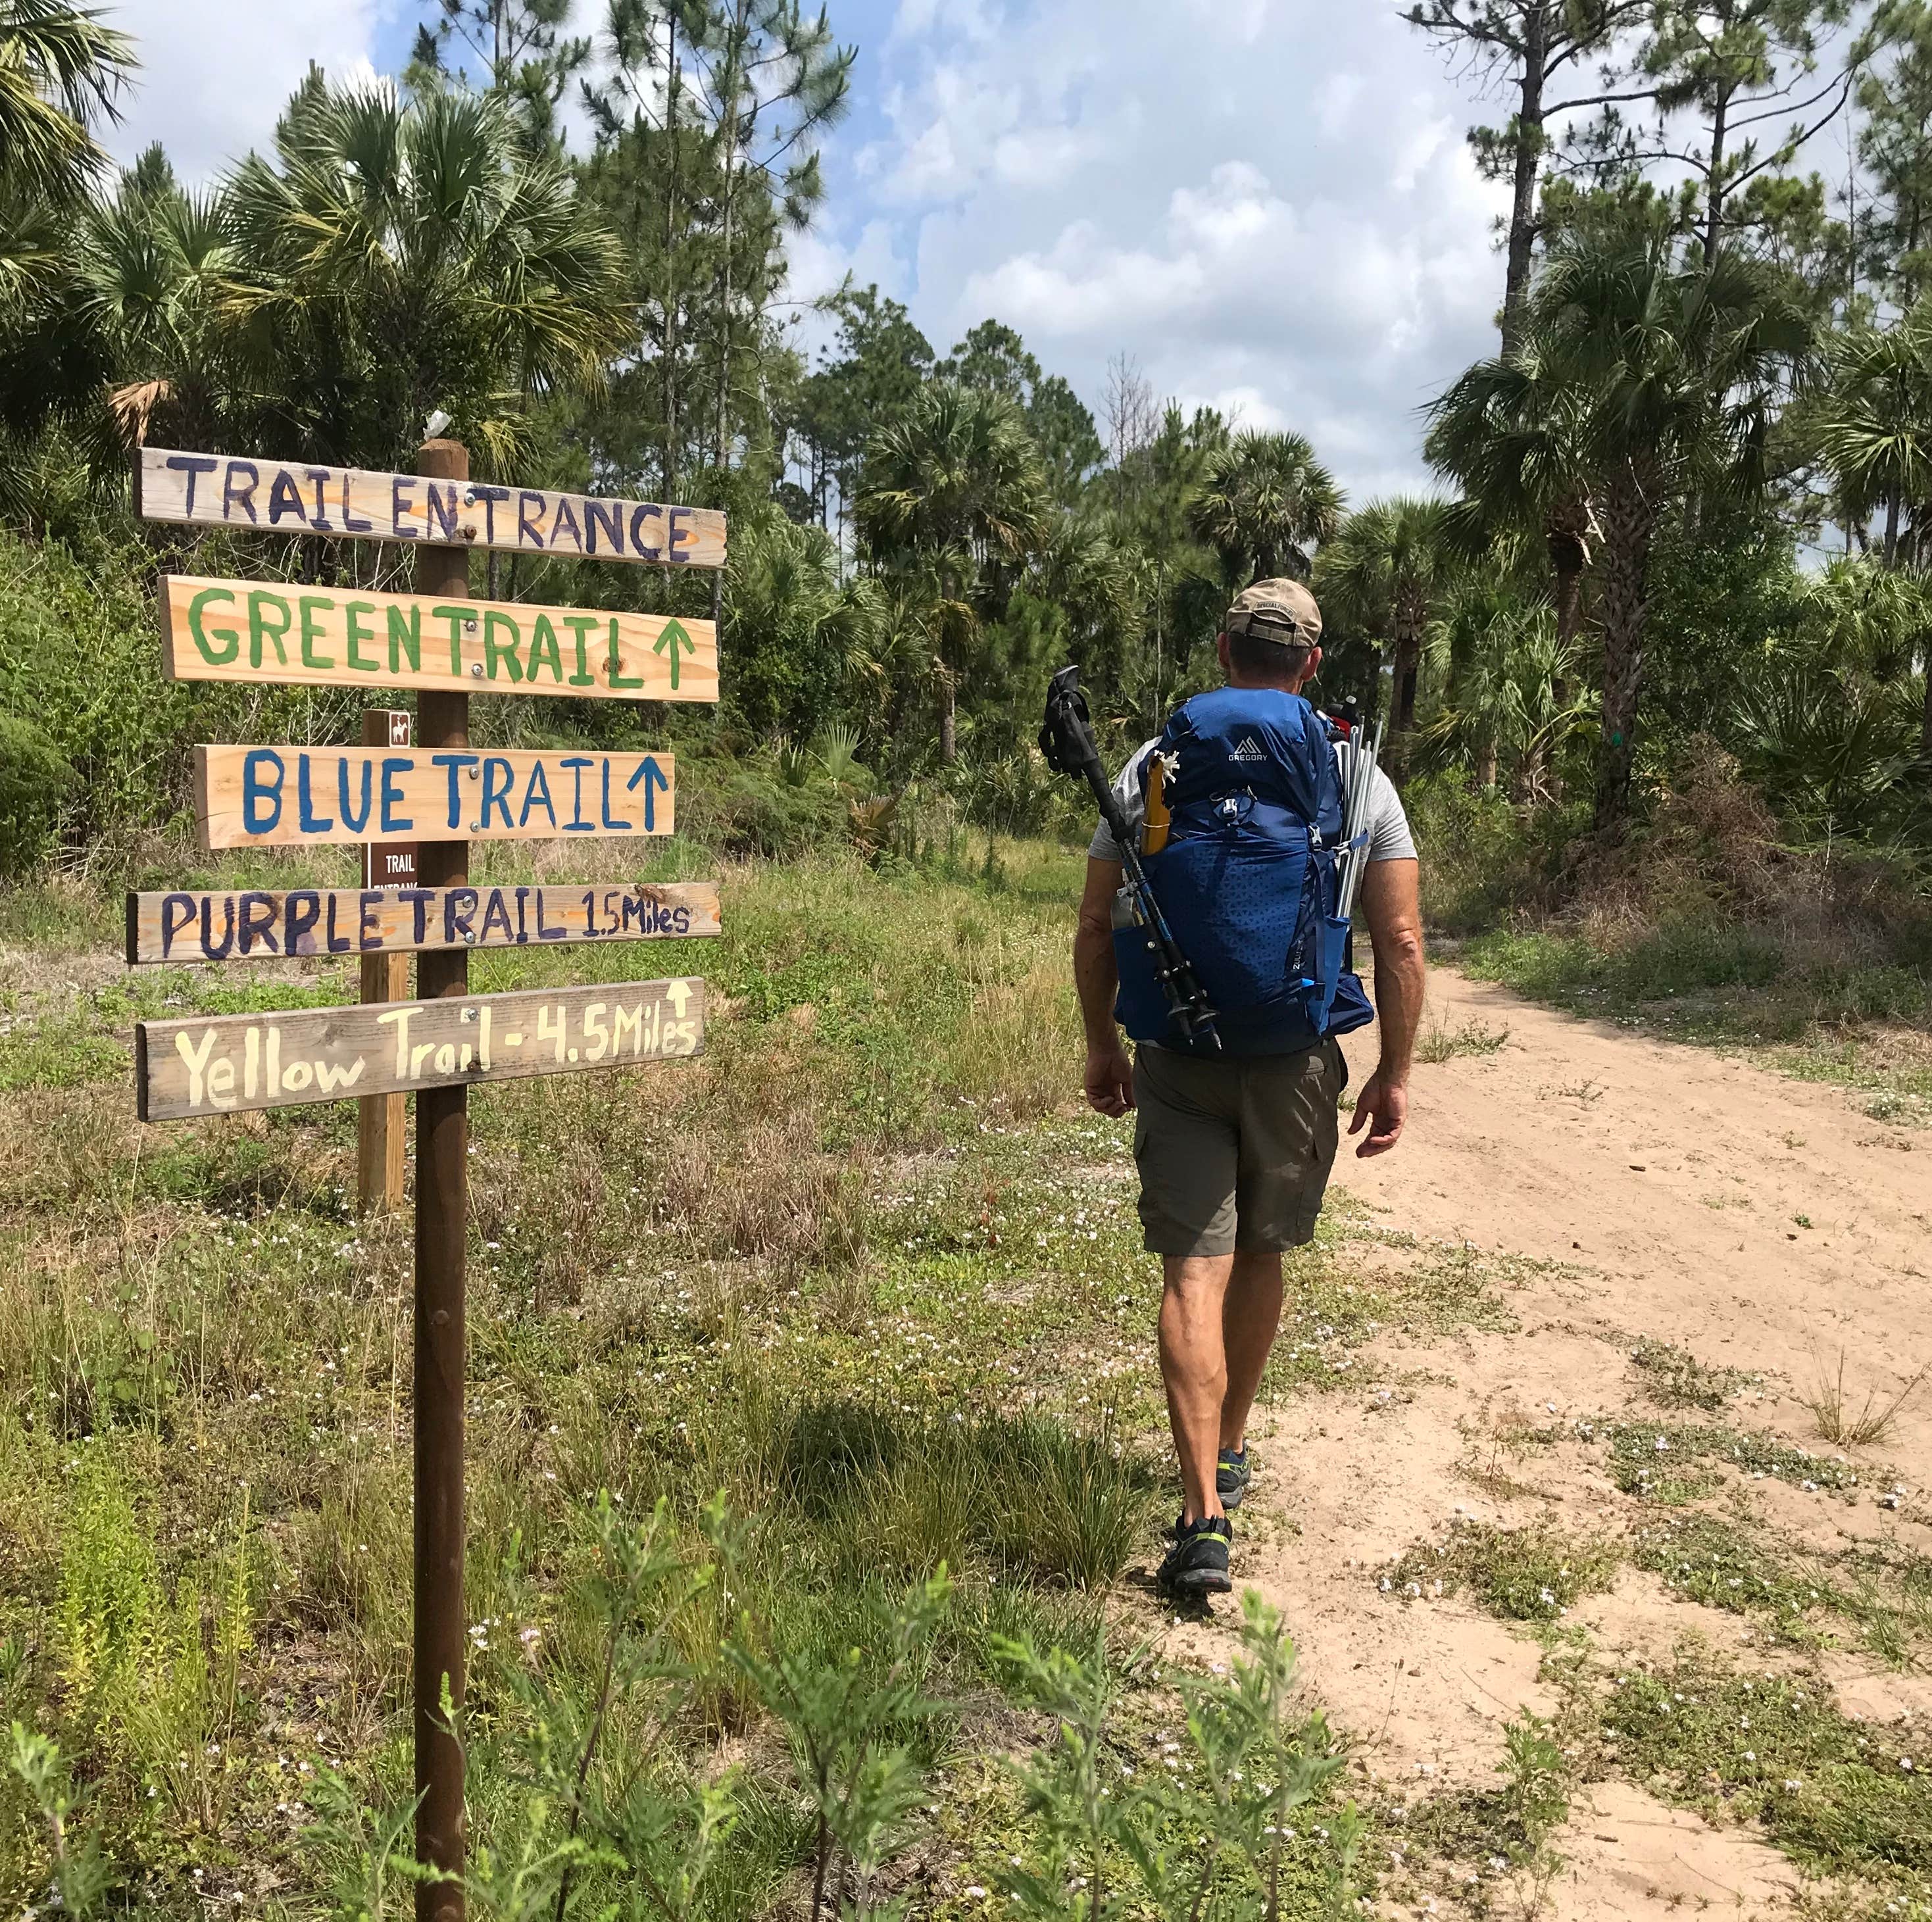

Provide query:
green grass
left=1627, top=1337, right=1760, bottom=1412
left=0, top=837, right=1391, bottom=1920
left=1589, top=1416, right=1866, bottom=1504
left=1460, top=923, right=1932, bottom=1123
left=1596, top=1652, right=1932, bottom=1891
left=1383, top=1519, right=1620, bottom=1621
left=1414, top=1016, right=1510, bottom=1064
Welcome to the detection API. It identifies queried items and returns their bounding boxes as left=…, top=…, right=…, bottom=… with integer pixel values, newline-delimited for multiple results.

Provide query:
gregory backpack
left=1112, top=686, right=1375, bottom=1056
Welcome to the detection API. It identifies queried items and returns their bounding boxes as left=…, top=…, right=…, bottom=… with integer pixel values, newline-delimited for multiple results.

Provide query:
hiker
left=1072, top=579, right=1426, bottom=1597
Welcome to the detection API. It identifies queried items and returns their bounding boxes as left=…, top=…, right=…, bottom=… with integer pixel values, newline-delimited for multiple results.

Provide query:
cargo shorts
left=1131, top=1039, right=1347, bottom=1257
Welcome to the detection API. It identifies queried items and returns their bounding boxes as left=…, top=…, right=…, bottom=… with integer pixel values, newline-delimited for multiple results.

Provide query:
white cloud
left=808, top=0, right=1514, bottom=502
left=100, top=0, right=389, bottom=182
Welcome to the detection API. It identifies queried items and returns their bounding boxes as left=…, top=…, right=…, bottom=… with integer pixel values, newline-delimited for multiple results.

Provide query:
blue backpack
left=1112, top=687, right=1375, bottom=1056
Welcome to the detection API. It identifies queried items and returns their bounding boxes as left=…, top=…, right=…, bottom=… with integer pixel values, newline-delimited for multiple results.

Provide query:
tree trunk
left=1921, top=628, right=1932, bottom=761
left=714, top=1, right=747, bottom=476
left=1593, top=471, right=1656, bottom=838
left=939, top=678, right=958, bottom=764
left=661, top=6, right=680, bottom=501
left=1703, top=82, right=1731, bottom=266
left=1393, top=627, right=1420, bottom=735
left=1477, top=738, right=1499, bottom=792
left=1502, top=3, right=1549, bottom=353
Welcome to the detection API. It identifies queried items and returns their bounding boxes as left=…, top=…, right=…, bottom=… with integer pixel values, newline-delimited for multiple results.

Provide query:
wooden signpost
left=132, top=433, right=726, bottom=1922
left=159, top=575, right=716, bottom=703
left=360, top=710, right=412, bottom=1215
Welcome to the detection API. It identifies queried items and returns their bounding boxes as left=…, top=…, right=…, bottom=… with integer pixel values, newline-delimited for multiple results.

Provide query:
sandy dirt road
left=1187, top=970, right=1931, bottom=1921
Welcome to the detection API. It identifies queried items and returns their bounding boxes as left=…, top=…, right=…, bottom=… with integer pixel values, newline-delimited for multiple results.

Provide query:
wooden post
left=414, top=438, right=469, bottom=1922
left=358, top=709, right=410, bottom=1214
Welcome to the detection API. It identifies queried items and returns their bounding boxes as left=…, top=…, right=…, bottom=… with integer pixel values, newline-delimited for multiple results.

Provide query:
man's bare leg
left=1158, top=1254, right=1235, bottom=1523
left=1220, top=1250, right=1285, bottom=1454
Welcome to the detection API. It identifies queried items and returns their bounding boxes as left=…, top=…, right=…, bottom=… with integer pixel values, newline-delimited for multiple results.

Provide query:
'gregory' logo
left=1229, top=735, right=1268, bottom=764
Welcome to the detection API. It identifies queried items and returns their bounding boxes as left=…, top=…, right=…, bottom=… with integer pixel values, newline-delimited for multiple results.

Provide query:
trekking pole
left=1040, top=666, right=1220, bottom=1051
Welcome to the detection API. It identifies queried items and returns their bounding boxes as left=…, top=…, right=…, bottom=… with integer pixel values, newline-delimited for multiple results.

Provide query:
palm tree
left=1810, top=302, right=1932, bottom=570
left=1314, top=497, right=1456, bottom=738
left=1415, top=585, right=1592, bottom=800
left=853, top=381, right=1047, bottom=762
left=0, top=0, right=136, bottom=212
left=1425, top=332, right=1600, bottom=660
left=1185, top=429, right=1344, bottom=589
left=1483, top=235, right=1810, bottom=835
left=222, top=77, right=628, bottom=472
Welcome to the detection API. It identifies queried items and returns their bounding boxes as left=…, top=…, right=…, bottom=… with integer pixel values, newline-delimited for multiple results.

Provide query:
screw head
left=463, top=931, right=477, bottom=945
left=470, top=662, right=484, bottom=678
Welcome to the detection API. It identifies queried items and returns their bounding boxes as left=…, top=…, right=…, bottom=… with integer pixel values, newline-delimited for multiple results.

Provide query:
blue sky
left=103, top=0, right=1527, bottom=499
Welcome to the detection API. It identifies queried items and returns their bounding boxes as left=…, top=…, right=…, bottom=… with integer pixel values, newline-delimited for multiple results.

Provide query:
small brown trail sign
left=136, top=977, right=705, bottom=1122
left=195, top=745, right=675, bottom=849
left=126, top=881, right=722, bottom=966
left=159, top=575, right=717, bottom=703
left=136, top=447, right=727, bottom=570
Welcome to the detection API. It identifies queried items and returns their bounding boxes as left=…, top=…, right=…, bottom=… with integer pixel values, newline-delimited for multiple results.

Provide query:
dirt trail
left=1200, top=971, right=1931, bottom=1919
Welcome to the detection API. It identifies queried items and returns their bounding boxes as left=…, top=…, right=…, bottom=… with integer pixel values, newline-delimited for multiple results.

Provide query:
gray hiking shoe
left=1216, top=1446, right=1253, bottom=1510
left=1159, top=1514, right=1233, bottom=1596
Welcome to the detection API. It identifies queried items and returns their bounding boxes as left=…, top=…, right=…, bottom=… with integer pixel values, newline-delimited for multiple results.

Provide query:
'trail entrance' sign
left=137, top=447, right=728, bottom=570
left=136, top=979, right=705, bottom=1121
left=161, top=576, right=716, bottom=703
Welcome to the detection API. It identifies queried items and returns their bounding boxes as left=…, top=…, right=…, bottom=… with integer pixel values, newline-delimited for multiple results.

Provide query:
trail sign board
left=366, top=843, right=421, bottom=887
left=136, top=447, right=727, bottom=570
left=160, top=576, right=717, bottom=704
left=126, top=881, right=723, bottom=966
left=195, top=746, right=675, bottom=850
left=135, top=977, right=705, bottom=1122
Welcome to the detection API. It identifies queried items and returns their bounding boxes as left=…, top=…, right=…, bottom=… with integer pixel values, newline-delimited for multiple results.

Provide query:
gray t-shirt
left=1087, top=737, right=1417, bottom=865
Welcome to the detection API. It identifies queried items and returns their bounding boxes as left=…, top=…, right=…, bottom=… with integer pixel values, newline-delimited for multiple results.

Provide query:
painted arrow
left=666, top=980, right=693, bottom=1018
left=652, top=618, right=697, bottom=691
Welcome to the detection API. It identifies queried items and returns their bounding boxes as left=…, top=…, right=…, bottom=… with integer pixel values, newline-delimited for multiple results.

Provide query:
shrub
left=0, top=714, right=74, bottom=876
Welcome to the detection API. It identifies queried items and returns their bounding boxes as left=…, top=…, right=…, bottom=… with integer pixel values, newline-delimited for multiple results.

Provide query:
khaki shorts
left=1131, top=1040, right=1347, bottom=1257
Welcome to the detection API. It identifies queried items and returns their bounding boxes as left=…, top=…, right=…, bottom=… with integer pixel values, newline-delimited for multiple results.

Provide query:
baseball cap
left=1225, top=579, right=1323, bottom=649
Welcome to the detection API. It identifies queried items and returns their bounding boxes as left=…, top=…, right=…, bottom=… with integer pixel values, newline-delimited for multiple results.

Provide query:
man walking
left=1072, top=581, right=1425, bottom=1596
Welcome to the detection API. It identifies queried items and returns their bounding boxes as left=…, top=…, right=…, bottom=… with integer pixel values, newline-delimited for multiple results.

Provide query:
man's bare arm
left=1349, top=856, right=1425, bottom=1158
left=1074, top=857, right=1135, bottom=1117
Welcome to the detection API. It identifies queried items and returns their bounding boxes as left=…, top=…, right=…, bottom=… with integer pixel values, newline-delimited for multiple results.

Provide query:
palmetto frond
left=1183, top=430, right=1344, bottom=587
left=0, top=0, right=136, bottom=207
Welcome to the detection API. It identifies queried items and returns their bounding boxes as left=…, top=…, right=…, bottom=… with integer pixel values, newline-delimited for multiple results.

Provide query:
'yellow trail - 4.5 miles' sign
left=136, top=978, right=705, bottom=1122
left=160, top=576, right=715, bottom=702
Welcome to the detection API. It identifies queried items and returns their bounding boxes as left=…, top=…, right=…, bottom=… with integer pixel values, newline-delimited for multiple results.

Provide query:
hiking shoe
left=1216, top=1446, right=1253, bottom=1511
left=1159, top=1514, right=1233, bottom=1596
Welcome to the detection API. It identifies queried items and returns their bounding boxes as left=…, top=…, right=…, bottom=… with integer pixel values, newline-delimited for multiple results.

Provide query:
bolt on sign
left=195, top=746, right=676, bottom=849
left=159, top=576, right=716, bottom=702
left=136, top=448, right=727, bottom=570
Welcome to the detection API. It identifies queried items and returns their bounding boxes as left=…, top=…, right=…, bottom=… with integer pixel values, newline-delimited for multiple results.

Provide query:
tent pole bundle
left=1334, top=668, right=1392, bottom=921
